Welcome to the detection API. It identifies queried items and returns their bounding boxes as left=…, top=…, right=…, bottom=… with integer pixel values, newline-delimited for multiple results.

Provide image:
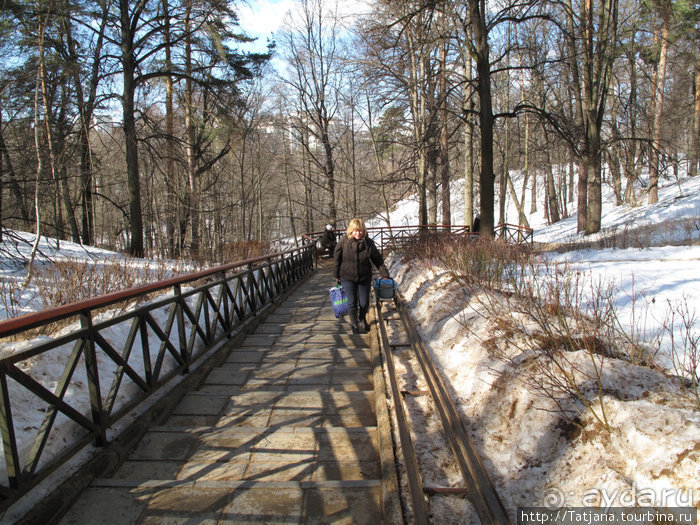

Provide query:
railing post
left=80, top=313, right=107, bottom=447
left=273, top=256, right=283, bottom=294
left=139, top=311, right=154, bottom=381
left=247, top=263, right=257, bottom=315
left=306, top=245, right=313, bottom=273
left=0, top=370, right=20, bottom=488
left=174, top=284, right=189, bottom=371
left=219, top=270, right=231, bottom=335
left=263, top=260, right=272, bottom=300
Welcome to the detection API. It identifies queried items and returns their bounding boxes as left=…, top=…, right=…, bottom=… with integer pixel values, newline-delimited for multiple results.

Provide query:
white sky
left=237, top=0, right=372, bottom=46
left=238, top=0, right=297, bottom=35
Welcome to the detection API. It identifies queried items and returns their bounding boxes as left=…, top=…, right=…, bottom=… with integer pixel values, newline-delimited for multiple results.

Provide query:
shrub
left=222, top=240, right=271, bottom=263
left=397, top=234, right=697, bottom=430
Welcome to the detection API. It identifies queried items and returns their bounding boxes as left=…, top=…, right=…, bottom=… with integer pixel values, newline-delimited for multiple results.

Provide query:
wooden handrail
left=305, top=224, right=533, bottom=257
left=0, top=245, right=307, bottom=338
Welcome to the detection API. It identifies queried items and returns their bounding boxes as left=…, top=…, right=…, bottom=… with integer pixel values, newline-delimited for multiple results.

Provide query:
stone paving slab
left=58, top=264, right=399, bottom=524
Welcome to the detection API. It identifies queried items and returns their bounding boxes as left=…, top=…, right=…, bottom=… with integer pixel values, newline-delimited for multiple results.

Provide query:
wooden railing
left=369, top=224, right=472, bottom=255
left=0, top=243, right=315, bottom=509
left=306, top=223, right=532, bottom=257
left=495, top=222, right=534, bottom=246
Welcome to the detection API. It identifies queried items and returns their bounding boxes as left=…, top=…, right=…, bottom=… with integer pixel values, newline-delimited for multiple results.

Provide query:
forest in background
left=0, top=0, right=698, bottom=263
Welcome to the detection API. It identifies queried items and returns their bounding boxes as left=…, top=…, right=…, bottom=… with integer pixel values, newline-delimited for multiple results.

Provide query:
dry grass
left=221, top=240, right=270, bottom=263
left=397, top=234, right=698, bottom=429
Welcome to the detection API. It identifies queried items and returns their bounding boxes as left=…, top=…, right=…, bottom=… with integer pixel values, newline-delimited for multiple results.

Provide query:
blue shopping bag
left=373, top=278, right=397, bottom=301
left=329, top=285, right=349, bottom=318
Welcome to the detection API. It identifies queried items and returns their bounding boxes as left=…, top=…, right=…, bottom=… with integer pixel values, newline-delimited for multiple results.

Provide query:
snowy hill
left=1, top=174, right=698, bottom=522
left=379, top=175, right=699, bottom=521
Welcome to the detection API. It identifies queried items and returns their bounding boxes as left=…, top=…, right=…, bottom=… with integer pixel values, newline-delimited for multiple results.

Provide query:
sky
left=237, top=0, right=372, bottom=53
left=238, top=0, right=297, bottom=36
left=0, top=171, right=698, bottom=522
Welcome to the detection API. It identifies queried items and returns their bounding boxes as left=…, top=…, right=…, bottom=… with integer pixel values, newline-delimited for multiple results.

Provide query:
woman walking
left=333, top=218, right=390, bottom=334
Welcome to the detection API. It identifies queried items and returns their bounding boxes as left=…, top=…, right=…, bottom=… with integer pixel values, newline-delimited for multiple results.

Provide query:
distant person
left=473, top=215, right=480, bottom=234
left=333, top=218, right=390, bottom=334
left=320, top=224, right=336, bottom=258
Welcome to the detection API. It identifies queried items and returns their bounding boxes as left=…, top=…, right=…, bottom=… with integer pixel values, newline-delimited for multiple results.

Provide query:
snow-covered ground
left=376, top=174, right=700, bottom=521
left=373, top=174, right=700, bottom=373
left=0, top=173, right=698, bottom=522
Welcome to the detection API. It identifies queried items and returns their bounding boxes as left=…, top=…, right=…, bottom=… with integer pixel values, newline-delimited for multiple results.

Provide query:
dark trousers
left=340, top=279, right=370, bottom=317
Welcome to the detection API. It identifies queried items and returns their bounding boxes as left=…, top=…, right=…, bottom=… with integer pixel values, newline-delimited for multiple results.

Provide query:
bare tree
left=463, top=0, right=497, bottom=236
left=556, top=0, right=619, bottom=234
left=648, top=0, right=672, bottom=204
left=281, top=0, right=343, bottom=227
left=692, top=43, right=700, bottom=178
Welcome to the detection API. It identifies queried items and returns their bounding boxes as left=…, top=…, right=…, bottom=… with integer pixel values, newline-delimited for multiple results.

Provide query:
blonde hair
left=346, top=218, right=366, bottom=238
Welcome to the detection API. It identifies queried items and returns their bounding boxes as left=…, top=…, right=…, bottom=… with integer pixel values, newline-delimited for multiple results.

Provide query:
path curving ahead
left=57, top=264, right=401, bottom=524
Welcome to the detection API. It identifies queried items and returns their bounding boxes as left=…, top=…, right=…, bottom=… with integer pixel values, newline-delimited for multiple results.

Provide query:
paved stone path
left=57, top=264, right=401, bottom=524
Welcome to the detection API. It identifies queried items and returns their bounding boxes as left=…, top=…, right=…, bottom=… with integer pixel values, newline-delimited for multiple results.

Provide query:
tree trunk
left=464, top=96, right=475, bottom=230
left=0, top=112, right=31, bottom=225
left=120, top=0, right=144, bottom=257
left=78, top=129, right=94, bottom=245
left=499, top=27, right=512, bottom=227
left=689, top=35, right=699, bottom=177
left=545, top=154, right=561, bottom=224
left=568, top=0, right=617, bottom=235
left=623, top=42, right=640, bottom=202
left=499, top=75, right=508, bottom=226
left=59, top=162, right=81, bottom=242
left=37, top=8, right=64, bottom=245
left=440, top=36, right=450, bottom=225
left=26, top=73, right=44, bottom=286
left=406, top=23, right=428, bottom=226
left=649, top=0, right=670, bottom=204
left=321, top=125, right=337, bottom=226
left=530, top=161, right=538, bottom=215
left=566, top=160, right=574, bottom=206
left=584, top=123, right=603, bottom=235
left=577, top=158, right=588, bottom=232
left=519, top=58, right=532, bottom=220
left=506, top=169, right=529, bottom=227
left=469, top=0, right=495, bottom=237
left=184, top=1, right=199, bottom=256
left=608, top=147, right=623, bottom=205
left=349, top=91, right=358, bottom=219
left=559, top=154, right=568, bottom=218
left=283, top=128, right=299, bottom=247
left=565, top=0, right=586, bottom=233
left=427, top=137, right=438, bottom=225
left=65, top=3, right=105, bottom=247
left=163, top=0, right=177, bottom=256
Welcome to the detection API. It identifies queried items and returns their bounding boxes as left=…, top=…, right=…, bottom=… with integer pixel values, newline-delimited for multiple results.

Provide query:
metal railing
left=0, top=243, right=315, bottom=509
left=305, top=224, right=473, bottom=257
left=368, top=224, right=471, bottom=255
left=306, top=223, right=532, bottom=257
left=495, top=222, right=534, bottom=246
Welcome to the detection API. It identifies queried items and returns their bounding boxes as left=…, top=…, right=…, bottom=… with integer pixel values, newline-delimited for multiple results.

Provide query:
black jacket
left=333, top=236, right=389, bottom=284
left=321, top=229, right=336, bottom=248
